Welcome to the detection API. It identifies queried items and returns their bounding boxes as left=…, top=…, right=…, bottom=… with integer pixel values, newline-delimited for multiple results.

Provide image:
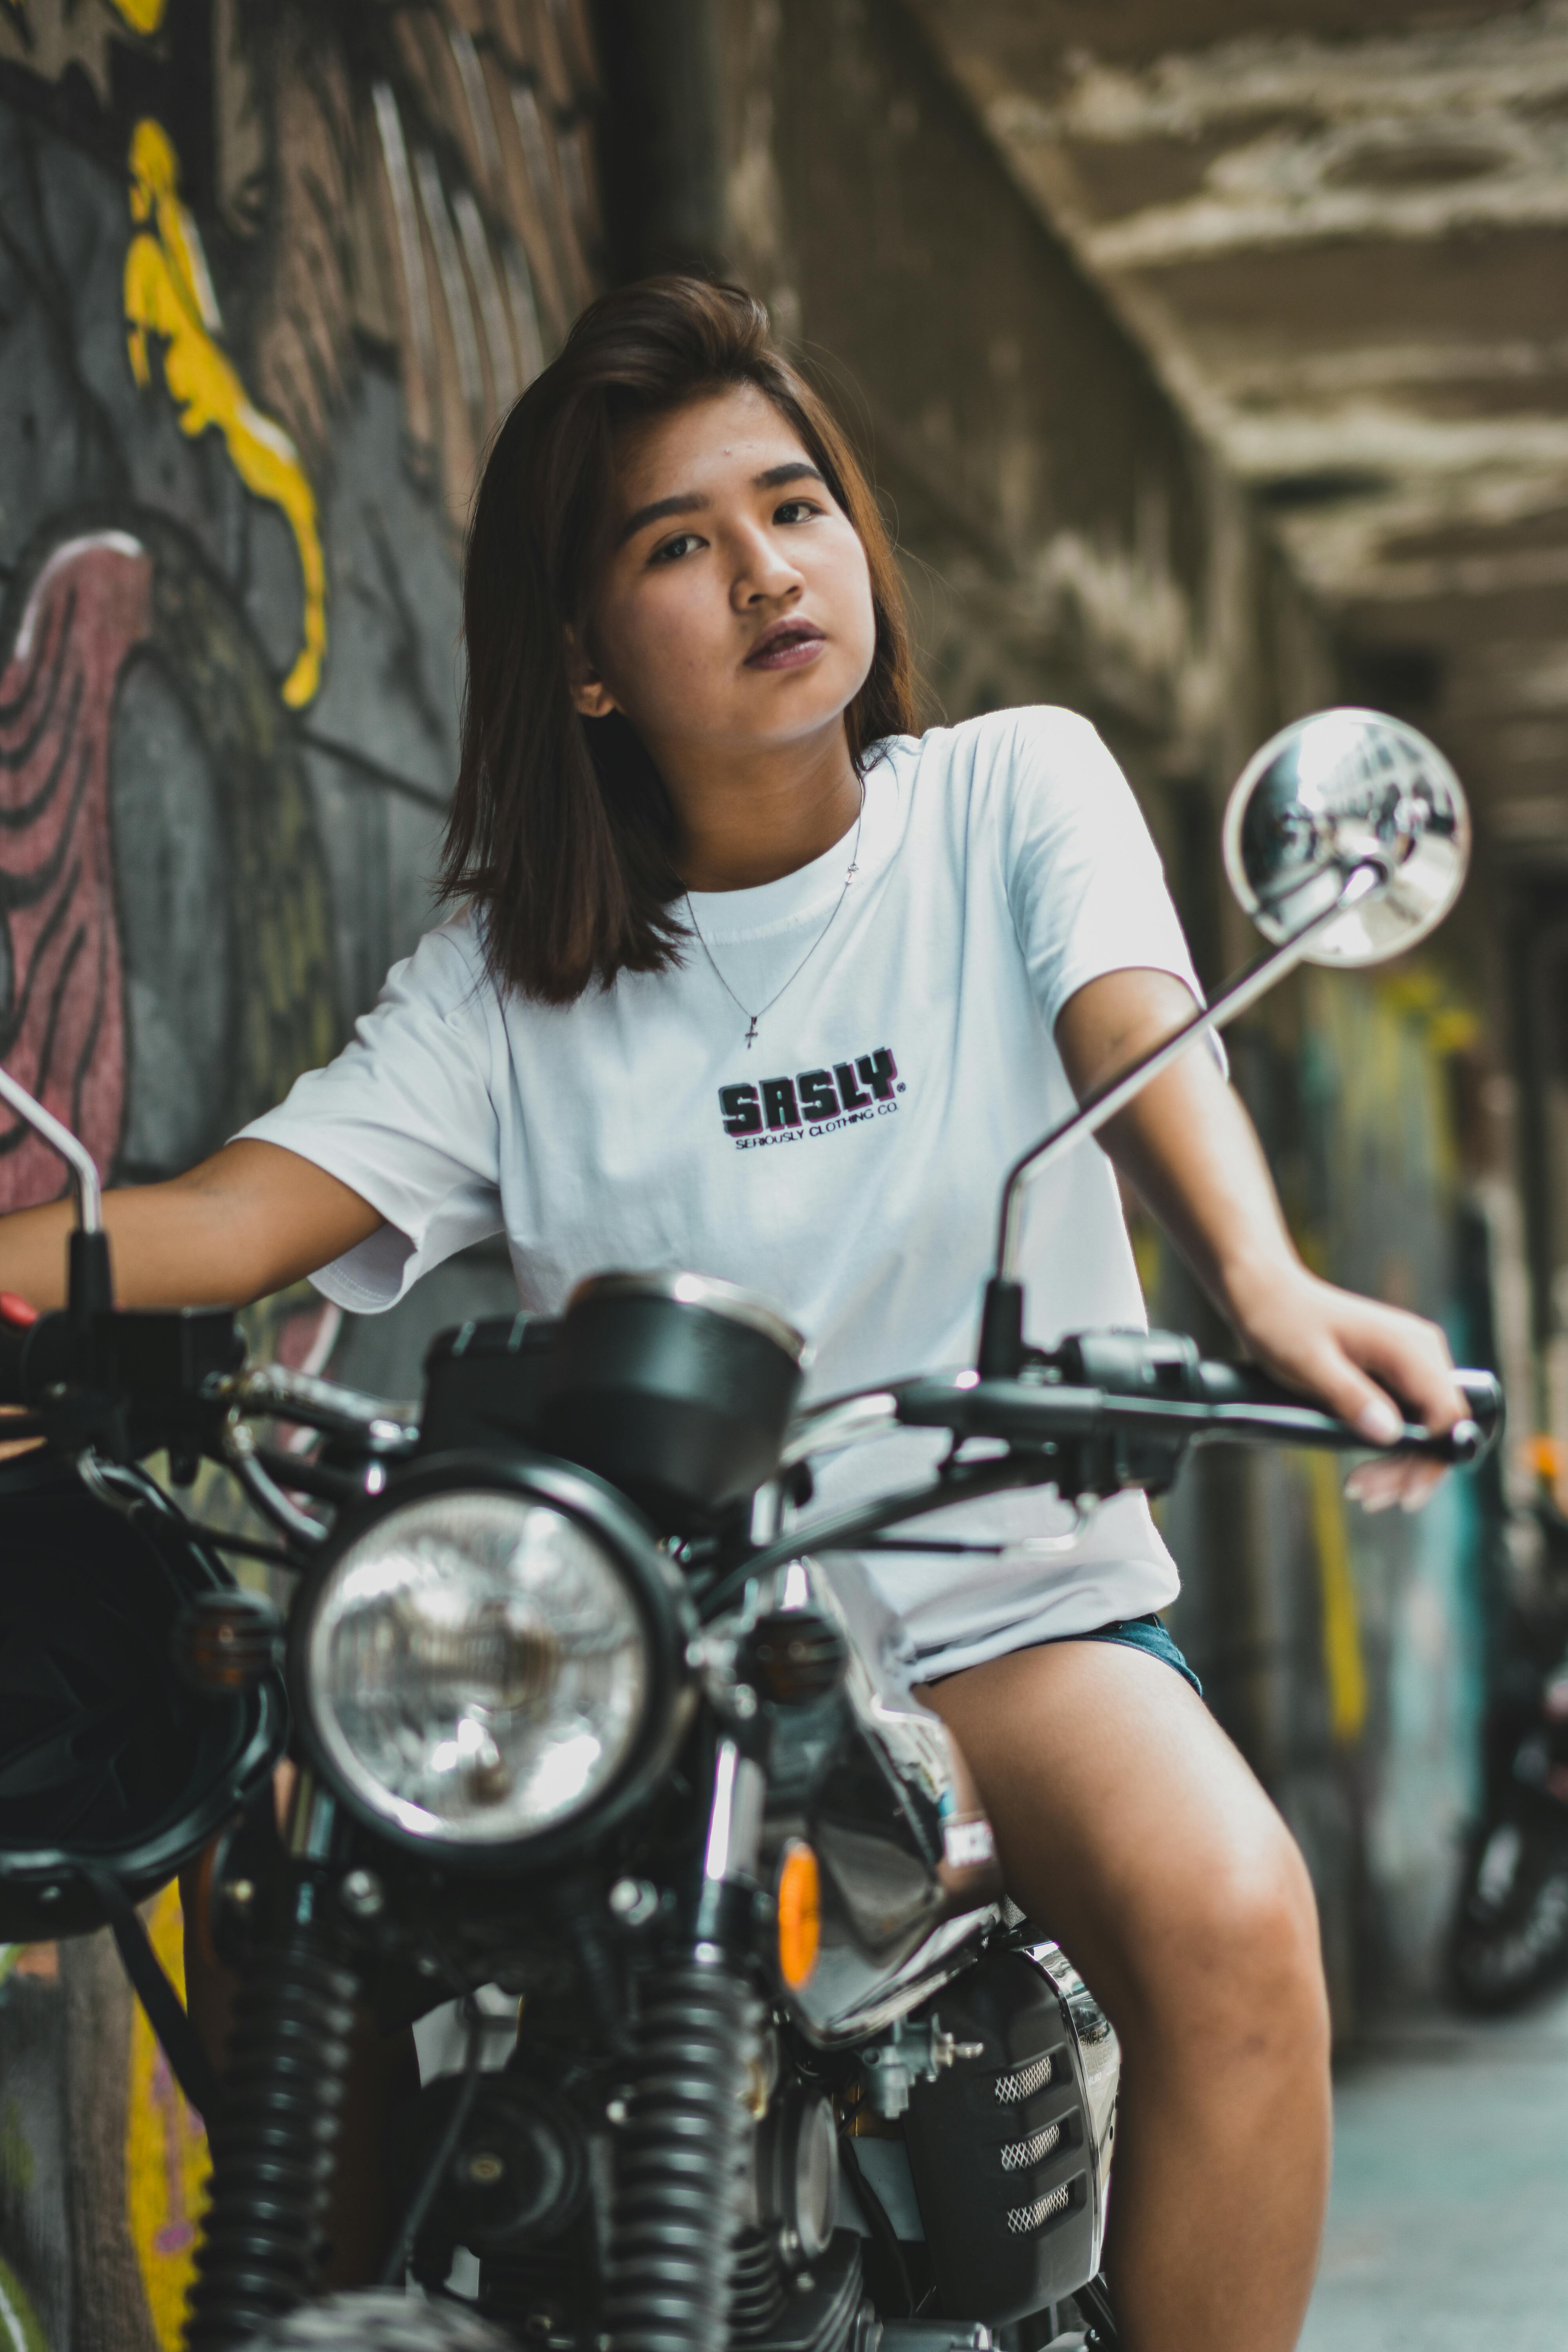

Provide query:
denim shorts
left=1077, top=1612, right=1202, bottom=1696
left=924, top=1611, right=1203, bottom=1696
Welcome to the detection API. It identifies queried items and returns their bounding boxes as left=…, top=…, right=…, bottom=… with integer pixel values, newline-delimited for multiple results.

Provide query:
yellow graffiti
left=1308, top=1449, right=1368, bottom=1743
left=123, top=118, right=327, bottom=708
left=109, top=0, right=167, bottom=29
left=124, top=1883, right=211, bottom=2350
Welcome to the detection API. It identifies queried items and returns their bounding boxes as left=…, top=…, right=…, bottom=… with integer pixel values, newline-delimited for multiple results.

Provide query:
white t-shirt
left=242, top=706, right=1209, bottom=1679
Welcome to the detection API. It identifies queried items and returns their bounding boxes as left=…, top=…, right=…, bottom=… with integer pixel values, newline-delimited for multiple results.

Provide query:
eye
left=650, top=531, right=704, bottom=565
left=775, top=498, right=822, bottom=524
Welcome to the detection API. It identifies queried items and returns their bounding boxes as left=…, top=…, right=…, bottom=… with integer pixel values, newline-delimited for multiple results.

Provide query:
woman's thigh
left=916, top=1638, right=1324, bottom=2041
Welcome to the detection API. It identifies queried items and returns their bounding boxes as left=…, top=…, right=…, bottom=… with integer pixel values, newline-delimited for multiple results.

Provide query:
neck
left=661, top=724, right=862, bottom=893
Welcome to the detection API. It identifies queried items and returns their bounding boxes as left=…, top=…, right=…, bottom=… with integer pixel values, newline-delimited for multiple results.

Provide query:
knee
left=1123, top=1823, right=1330, bottom=2078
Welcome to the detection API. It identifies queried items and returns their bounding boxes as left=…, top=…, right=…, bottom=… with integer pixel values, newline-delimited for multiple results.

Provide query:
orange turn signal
left=776, top=1840, right=821, bottom=1991
left=1528, top=1434, right=1564, bottom=1484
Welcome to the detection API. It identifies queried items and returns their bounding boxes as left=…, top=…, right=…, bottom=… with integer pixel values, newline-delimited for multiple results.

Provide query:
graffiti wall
left=0, top=2, right=601, bottom=2339
left=0, top=0, right=599, bottom=1201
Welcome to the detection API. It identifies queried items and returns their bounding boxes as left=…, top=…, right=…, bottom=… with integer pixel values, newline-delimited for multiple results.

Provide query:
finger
left=1399, top=1460, right=1446, bottom=1513
left=1346, top=1459, right=1407, bottom=1512
left=1281, top=1334, right=1407, bottom=1447
left=1346, top=1454, right=1446, bottom=1513
left=1329, top=1304, right=1464, bottom=1434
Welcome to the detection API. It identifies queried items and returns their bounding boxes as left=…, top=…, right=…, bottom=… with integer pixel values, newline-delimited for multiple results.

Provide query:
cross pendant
left=744, top=1017, right=758, bottom=1048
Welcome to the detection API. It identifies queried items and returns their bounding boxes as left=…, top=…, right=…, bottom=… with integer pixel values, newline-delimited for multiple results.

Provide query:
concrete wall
left=717, top=0, right=1503, bottom=2022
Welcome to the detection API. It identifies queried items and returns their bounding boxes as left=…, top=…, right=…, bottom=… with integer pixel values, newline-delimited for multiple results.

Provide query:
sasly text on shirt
left=719, top=1047, right=902, bottom=1147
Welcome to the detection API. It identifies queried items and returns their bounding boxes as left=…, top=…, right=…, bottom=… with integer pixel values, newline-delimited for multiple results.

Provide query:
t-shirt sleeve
left=997, top=708, right=1224, bottom=1064
left=235, top=924, right=505, bottom=1312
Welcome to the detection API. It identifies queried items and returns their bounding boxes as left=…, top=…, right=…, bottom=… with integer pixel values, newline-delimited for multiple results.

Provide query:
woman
left=0, top=278, right=1461, bottom=2350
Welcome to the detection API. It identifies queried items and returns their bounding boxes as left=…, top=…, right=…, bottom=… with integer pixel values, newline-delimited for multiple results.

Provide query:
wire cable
left=376, top=1998, right=486, bottom=2288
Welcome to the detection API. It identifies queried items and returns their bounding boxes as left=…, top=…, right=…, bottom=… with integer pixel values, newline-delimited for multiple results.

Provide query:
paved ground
left=1299, top=1981, right=1568, bottom=2351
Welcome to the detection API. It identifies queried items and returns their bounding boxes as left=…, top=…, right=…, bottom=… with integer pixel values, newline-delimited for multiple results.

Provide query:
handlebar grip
left=1195, top=1361, right=1504, bottom=1463
left=0, top=1298, right=81, bottom=1412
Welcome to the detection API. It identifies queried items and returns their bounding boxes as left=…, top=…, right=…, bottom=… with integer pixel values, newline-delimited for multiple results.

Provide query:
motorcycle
left=0, top=708, right=1500, bottom=2352
left=1449, top=1492, right=1568, bottom=2013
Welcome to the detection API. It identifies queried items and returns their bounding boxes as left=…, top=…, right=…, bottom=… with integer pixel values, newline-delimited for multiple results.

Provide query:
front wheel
left=238, top=2289, right=515, bottom=2352
left=1448, top=1808, right=1568, bottom=2013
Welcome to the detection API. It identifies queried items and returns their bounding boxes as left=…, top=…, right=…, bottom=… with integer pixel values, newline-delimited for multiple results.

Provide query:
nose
left=730, top=519, right=804, bottom=612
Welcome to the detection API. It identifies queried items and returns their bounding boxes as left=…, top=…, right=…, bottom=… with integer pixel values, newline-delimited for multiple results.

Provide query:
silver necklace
left=685, top=781, right=866, bottom=1049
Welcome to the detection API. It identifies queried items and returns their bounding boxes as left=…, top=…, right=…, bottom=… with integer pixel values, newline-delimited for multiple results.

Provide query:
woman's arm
left=0, top=1140, right=382, bottom=1311
left=1055, top=968, right=1466, bottom=1510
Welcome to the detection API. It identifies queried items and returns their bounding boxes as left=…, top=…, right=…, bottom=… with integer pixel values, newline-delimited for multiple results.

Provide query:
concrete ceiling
left=910, top=0, right=1568, bottom=856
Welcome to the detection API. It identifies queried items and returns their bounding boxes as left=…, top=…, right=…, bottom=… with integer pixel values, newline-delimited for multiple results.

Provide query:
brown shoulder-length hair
left=440, top=275, right=917, bottom=1004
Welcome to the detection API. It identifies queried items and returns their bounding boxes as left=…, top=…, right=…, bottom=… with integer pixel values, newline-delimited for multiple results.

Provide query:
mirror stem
left=0, top=1063, right=112, bottom=1326
left=977, top=862, right=1383, bottom=1377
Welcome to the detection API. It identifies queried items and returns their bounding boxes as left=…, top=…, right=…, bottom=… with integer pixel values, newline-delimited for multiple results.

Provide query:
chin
left=751, top=655, right=864, bottom=721
left=755, top=692, right=859, bottom=751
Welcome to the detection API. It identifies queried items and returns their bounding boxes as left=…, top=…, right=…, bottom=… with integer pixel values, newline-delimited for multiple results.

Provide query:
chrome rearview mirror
left=977, top=709, right=1471, bottom=1377
left=1223, top=709, right=1469, bottom=967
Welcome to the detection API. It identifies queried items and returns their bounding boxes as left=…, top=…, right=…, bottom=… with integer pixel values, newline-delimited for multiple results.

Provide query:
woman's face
left=570, top=384, right=878, bottom=771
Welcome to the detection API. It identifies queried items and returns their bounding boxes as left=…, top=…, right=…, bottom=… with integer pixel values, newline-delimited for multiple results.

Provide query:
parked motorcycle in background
left=0, top=711, right=1499, bottom=2352
left=1450, top=1470, right=1568, bottom=2013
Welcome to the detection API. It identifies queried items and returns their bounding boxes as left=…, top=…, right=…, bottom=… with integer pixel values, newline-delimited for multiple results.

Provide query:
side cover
left=901, top=1944, right=1120, bottom=2323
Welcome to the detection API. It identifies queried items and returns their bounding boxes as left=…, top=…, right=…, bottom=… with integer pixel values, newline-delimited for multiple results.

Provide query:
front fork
left=603, top=1734, right=769, bottom=2352
left=185, top=1773, right=361, bottom=2351
left=186, top=1741, right=772, bottom=2352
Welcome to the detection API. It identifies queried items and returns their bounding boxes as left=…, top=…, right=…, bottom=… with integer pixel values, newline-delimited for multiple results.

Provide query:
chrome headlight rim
left=289, top=1453, right=693, bottom=1870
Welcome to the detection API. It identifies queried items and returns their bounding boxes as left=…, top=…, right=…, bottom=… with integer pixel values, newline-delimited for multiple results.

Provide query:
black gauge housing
left=536, top=1271, right=808, bottom=1527
left=418, top=1313, right=557, bottom=1455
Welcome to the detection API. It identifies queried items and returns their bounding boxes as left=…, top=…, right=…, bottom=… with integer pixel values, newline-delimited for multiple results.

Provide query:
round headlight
left=303, top=1489, right=653, bottom=1848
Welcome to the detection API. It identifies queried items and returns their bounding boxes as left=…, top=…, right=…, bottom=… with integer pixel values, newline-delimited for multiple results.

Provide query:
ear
left=564, top=624, right=618, bottom=720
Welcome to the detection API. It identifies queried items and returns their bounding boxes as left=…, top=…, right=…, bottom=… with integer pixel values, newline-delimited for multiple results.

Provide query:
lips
left=744, top=620, right=826, bottom=670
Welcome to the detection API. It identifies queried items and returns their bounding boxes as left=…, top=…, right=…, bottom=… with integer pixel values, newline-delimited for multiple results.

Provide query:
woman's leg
left=918, top=1639, right=1330, bottom=2352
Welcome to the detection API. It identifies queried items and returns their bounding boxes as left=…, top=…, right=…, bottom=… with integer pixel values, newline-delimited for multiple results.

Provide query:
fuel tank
left=760, top=1557, right=1005, bottom=2043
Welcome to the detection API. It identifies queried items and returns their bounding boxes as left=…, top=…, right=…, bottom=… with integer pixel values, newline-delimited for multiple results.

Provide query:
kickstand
left=1075, top=2276, right=1120, bottom=2349
left=83, top=1866, right=222, bottom=2122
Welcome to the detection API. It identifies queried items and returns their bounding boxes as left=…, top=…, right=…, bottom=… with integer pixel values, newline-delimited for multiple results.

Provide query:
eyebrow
left=615, top=461, right=827, bottom=549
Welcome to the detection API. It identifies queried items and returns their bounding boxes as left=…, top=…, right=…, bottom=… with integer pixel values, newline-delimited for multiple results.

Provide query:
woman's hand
left=1223, top=1258, right=1466, bottom=1512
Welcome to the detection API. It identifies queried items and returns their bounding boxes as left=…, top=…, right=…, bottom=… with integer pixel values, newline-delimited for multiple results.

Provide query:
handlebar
left=1191, top=1359, right=1502, bottom=1455
left=0, top=1307, right=419, bottom=1445
left=3, top=1289, right=1503, bottom=1557
left=233, top=1364, right=419, bottom=1450
left=783, top=1331, right=1503, bottom=1477
left=893, top=1363, right=1503, bottom=1466
left=701, top=1342, right=1504, bottom=1622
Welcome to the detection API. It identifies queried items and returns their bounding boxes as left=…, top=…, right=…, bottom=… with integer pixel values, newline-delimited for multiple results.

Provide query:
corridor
left=1301, top=1986, right=1568, bottom=2351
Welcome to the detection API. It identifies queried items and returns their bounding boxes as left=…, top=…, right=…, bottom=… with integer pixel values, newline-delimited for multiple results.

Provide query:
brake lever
left=696, top=1341, right=1504, bottom=1629
left=894, top=1372, right=1502, bottom=1467
left=1194, top=1396, right=1487, bottom=1464
left=1192, top=1362, right=1503, bottom=1465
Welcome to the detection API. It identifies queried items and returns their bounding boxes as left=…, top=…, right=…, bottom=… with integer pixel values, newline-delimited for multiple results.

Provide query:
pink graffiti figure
left=0, top=532, right=151, bottom=1210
